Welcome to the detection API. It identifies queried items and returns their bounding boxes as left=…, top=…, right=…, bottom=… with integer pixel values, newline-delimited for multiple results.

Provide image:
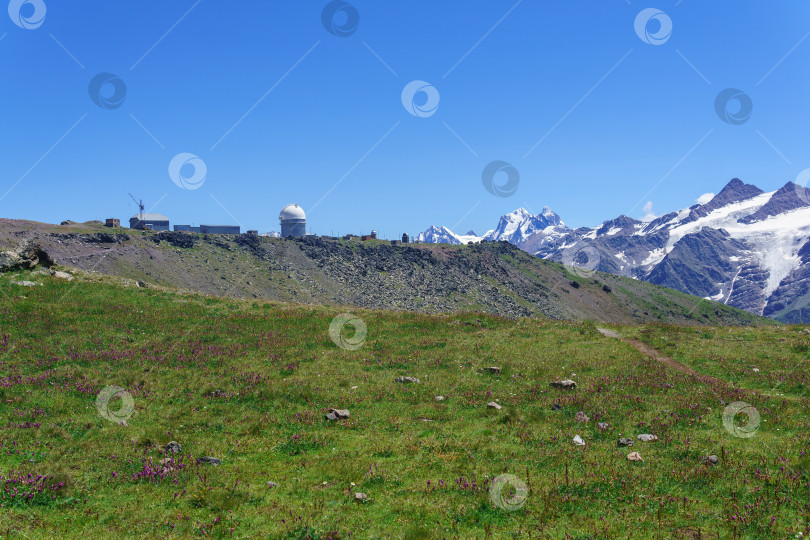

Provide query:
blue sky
left=2, top=1, right=810, bottom=237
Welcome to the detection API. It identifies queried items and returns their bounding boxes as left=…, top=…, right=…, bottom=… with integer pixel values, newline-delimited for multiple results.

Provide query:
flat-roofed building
left=130, top=213, right=170, bottom=231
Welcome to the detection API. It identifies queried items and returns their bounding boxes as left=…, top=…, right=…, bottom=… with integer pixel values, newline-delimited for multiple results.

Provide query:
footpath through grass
left=0, top=272, right=808, bottom=538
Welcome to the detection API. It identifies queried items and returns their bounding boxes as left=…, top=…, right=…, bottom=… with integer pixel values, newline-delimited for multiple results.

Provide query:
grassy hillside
left=0, top=271, right=807, bottom=538
left=0, top=219, right=769, bottom=326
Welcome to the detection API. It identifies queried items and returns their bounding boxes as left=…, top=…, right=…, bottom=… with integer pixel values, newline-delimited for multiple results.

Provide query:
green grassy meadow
left=0, top=271, right=808, bottom=538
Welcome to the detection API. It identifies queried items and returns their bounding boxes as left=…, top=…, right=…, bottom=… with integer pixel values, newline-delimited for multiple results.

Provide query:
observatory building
left=279, top=204, right=306, bottom=237
left=129, top=213, right=170, bottom=231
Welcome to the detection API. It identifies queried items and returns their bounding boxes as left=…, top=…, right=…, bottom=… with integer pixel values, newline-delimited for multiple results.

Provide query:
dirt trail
left=596, top=327, right=802, bottom=401
left=597, top=327, right=709, bottom=378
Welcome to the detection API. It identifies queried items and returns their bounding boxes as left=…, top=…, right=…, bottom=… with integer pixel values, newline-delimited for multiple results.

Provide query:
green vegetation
left=621, top=324, right=810, bottom=399
left=0, top=271, right=807, bottom=538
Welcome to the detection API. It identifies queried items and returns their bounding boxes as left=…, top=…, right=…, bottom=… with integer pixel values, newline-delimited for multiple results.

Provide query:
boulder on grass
left=164, top=441, right=182, bottom=454
left=325, top=408, right=351, bottom=421
left=52, top=271, right=74, bottom=281
left=550, top=379, right=577, bottom=390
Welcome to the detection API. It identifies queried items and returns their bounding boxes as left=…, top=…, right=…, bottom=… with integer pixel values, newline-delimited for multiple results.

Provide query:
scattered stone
left=574, top=411, right=589, bottom=423
left=705, top=455, right=719, bottom=465
left=354, top=492, right=368, bottom=502
left=637, top=434, right=658, bottom=442
left=482, top=367, right=501, bottom=375
left=197, top=457, right=221, bottom=466
left=602, top=284, right=612, bottom=293
left=52, top=271, right=74, bottom=281
left=550, top=379, right=577, bottom=390
left=136, top=279, right=147, bottom=288
left=752, top=368, right=760, bottom=373
left=165, top=441, right=182, bottom=454
left=551, top=403, right=562, bottom=411
left=597, top=422, right=610, bottom=431
left=350, top=386, right=358, bottom=390
left=159, top=457, right=173, bottom=466
left=802, top=328, right=810, bottom=335
left=395, top=376, right=420, bottom=384
left=325, top=408, right=351, bottom=421
left=267, top=481, right=279, bottom=488
left=627, top=452, right=643, bottom=462
left=573, top=435, right=586, bottom=446
left=435, top=396, right=444, bottom=401
left=118, top=420, right=128, bottom=427
left=12, top=281, right=37, bottom=287
left=486, top=402, right=502, bottom=410
left=618, top=438, right=634, bottom=447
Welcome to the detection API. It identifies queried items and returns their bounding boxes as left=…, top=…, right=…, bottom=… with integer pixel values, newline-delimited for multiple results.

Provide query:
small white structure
left=280, top=204, right=306, bottom=237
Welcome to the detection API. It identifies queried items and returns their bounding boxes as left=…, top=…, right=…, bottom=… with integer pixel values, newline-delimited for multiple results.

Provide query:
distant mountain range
left=416, top=179, right=810, bottom=323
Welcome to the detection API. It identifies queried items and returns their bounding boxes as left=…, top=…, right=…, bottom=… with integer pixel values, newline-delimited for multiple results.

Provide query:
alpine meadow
left=3, top=2, right=810, bottom=539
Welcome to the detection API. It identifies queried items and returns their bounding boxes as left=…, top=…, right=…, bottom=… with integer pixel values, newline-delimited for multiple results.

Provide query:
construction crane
left=129, top=193, right=144, bottom=221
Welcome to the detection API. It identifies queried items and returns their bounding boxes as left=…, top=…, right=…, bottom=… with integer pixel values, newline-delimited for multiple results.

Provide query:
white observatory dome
left=279, top=204, right=306, bottom=221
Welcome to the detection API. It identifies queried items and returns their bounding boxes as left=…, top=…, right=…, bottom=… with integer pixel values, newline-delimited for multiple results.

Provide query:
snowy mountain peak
left=738, top=182, right=810, bottom=224
left=540, top=206, right=564, bottom=227
left=415, top=225, right=482, bottom=245
left=415, top=225, right=458, bottom=244
left=506, top=208, right=533, bottom=221
left=686, top=178, right=763, bottom=224
left=415, top=178, right=810, bottom=322
left=596, top=215, right=641, bottom=236
left=417, top=206, right=566, bottom=247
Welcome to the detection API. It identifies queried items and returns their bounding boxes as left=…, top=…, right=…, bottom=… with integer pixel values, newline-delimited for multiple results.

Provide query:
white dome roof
left=280, top=204, right=306, bottom=221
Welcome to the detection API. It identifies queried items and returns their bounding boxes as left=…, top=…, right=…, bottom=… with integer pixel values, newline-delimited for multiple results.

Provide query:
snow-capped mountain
left=415, top=225, right=490, bottom=245
left=482, top=207, right=564, bottom=244
left=416, top=179, right=810, bottom=322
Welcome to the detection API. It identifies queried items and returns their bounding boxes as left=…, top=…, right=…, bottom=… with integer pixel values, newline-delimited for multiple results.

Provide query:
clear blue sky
left=2, top=1, right=810, bottom=237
